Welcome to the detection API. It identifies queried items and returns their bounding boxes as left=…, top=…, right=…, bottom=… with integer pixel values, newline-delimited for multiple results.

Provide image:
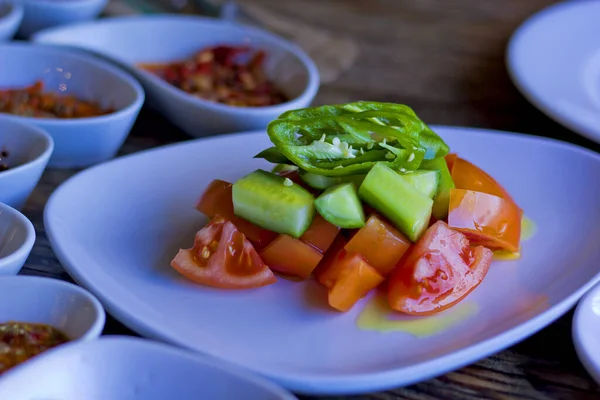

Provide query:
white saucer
left=573, top=282, right=600, bottom=385
left=507, top=0, right=600, bottom=143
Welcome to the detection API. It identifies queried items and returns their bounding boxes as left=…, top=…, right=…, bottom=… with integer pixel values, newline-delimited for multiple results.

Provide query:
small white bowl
left=0, top=2, right=23, bottom=41
left=0, top=276, right=105, bottom=342
left=0, top=43, right=144, bottom=168
left=0, top=336, right=297, bottom=400
left=0, top=202, right=35, bottom=275
left=32, top=14, right=320, bottom=136
left=16, top=0, right=108, bottom=39
left=0, top=117, right=54, bottom=209
left=573, top=282, right=600, bottom=385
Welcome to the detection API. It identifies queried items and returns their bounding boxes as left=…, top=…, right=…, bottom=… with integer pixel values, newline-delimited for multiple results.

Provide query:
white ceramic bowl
left=0, top=43, right=144, bottom=168
left=0, top=336, right=297, bottom=400
left=0, top=202, right=35, bottom=275
left=16, top=0, right=108, bottom=39
left=573, top=282, right=600, bottom=385
left=0, top=117, right=54, bottom=209
left=0, top=2, right=23, bottom=41
left=32, top=15, right=320, bottom=136
left=0, top=276, right=105, bottom=341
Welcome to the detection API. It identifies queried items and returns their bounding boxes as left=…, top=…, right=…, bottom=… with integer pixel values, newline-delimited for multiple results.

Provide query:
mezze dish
left=0, top=321, right=69, bottom=374
left=172, top=101, right=523, bottom=315
left=0, top=81, right=114, bottom=119
left=138, top=45, right=289, bottom=107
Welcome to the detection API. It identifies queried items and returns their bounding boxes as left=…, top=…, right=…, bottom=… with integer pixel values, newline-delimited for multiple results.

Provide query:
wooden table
left=22, top=0, right=600, bottom=399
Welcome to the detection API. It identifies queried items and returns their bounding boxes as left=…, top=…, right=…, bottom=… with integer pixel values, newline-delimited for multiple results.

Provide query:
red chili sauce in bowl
left=0, top=321, right=69, bottom=374
left=138, top=45, right=289, bottom=107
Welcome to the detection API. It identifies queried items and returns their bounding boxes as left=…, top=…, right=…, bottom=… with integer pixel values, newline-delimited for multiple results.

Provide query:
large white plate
left=45, top=126, right=600, bottom=395
left=506, top=0, right=600, bottom=143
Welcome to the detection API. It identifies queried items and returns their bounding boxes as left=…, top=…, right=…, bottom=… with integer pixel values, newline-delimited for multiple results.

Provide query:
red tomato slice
left=195, top=179, right=277, bottom=249
left=344, top=214, right=411, bottom=276
left=327, top=252, right=384, bottom=312
left=171, top=216, right=277, bottom=289
left=447, top=189, right=521, bottom=252
left=260, top=234, right=323, bottom=280
left=313, top=234, right=347, bottom=288
left=451, top=157, right=518, bottom=207
left=387, top=221, right=492, bottom=315
left=445, top=153, right=458, bottom=171
left=300, top=214, right=341, bottom=253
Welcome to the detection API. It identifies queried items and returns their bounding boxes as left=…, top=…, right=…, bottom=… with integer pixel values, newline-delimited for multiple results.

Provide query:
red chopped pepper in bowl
left=138, top=45, right=289, bottom=107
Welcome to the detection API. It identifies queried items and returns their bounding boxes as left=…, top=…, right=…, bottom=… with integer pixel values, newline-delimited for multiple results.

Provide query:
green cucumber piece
left=232, top=170, right=315, bottom=237
left=420, top=157, right=455, bottom=220
left=358, top=163, right=432, bottom=242
left=398, top=170, right=440, bottom=199
left=315, top=183, right=365, bottom=228
left=271, top=164, right=298, bottom=174
left=298, top=170, right=366, bottom=190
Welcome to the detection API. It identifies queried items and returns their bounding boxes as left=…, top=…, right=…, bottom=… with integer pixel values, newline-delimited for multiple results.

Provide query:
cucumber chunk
left=359, top=163, right=432, bottom=242
left=299, top=170, right=366, bottom=190
left=315, top=183, right=365, bottom=229
left=398, top=170, right=440, bottom=199
left=420, top=157, right=455, bottom=220
left=232, top=170, right=315, bottom=237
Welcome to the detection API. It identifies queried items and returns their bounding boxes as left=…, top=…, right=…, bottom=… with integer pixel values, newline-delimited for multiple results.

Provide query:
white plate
left=507, top=0, right=600, bottom=143
left=573, top=282, right=600, bottom=385
left=0, top=336, right=296, bottom=400
left=44, top=126, right=600, bottom=395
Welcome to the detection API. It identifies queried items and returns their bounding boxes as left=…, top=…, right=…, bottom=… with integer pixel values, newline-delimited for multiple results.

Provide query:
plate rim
left=506, top=0, right=600, bottom=144
left=44, top=125, right=600, bottom=395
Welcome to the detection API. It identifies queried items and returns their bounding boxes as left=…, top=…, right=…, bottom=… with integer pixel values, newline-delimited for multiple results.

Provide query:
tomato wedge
left=387, top=221, right=492, bottom=315
left=327, top=252, right=384, bottom=312
left=344, top=214, right=411, bottom=276
left=445, top=153, right=458, bottom=171
left=451, top=157, right=518, bottom=207
left=260, top=234, right=323, bottom=280
left=313, top=234, right=347, bottom=288
left=171, top=216, right=277, bottom=289
left=447, top=189, right=521, bottom=252
left=195, top=179, right=277, bottom=249
left=300, top=214, right=341, bottom=253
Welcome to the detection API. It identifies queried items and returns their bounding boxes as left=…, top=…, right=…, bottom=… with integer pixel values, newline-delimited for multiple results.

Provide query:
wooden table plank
left=19, top=0, right=600, bottom=398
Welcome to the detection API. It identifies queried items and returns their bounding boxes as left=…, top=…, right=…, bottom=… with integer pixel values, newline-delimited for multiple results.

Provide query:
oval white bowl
left=32, top=15, right=320, bottom=136
left=0, top=43, right=144, bottom=168
left=0, top=117, right=54, bottom=210
left=0, top=202, right=36, bottom=275
left=0, top=336, right=297, bottom=400
left=0, top=276, right=105, bottom=342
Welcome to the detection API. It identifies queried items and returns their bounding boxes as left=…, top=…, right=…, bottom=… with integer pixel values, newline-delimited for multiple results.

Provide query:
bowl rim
left=0, top=42, right=145, bottom=126
left=0, top=202, right=36, bottom=272
left=0, top=117, right=54, bottom=180
left=0, top=275, right=106, bottom=341
left=19, top=0, right=108, bottom=10
left=33, top=14, right=321, bottom=115
left=0, top=2, right=24, bottom=28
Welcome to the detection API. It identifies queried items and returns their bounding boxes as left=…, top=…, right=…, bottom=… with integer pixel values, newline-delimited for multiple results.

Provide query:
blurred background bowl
left=0, top=201, right=35, bottom=275
left=15, top=0, right=108, bottom=39
left=0, top=43, right=144, bottom=168
left=32, top=15, right=320, bottom=137
left=0, top=117, right=53, bottom=209
left=0, top=276, right=105, bottom=339
left=0, top=2, right=23, bottom=41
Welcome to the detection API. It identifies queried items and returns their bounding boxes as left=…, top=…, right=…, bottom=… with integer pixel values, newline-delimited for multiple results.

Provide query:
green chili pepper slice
left=256, top=102, right=447, bottom=177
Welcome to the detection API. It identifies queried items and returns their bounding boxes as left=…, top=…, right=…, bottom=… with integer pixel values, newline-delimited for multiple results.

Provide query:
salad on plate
left=171, top=102, right=522, bottom=316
